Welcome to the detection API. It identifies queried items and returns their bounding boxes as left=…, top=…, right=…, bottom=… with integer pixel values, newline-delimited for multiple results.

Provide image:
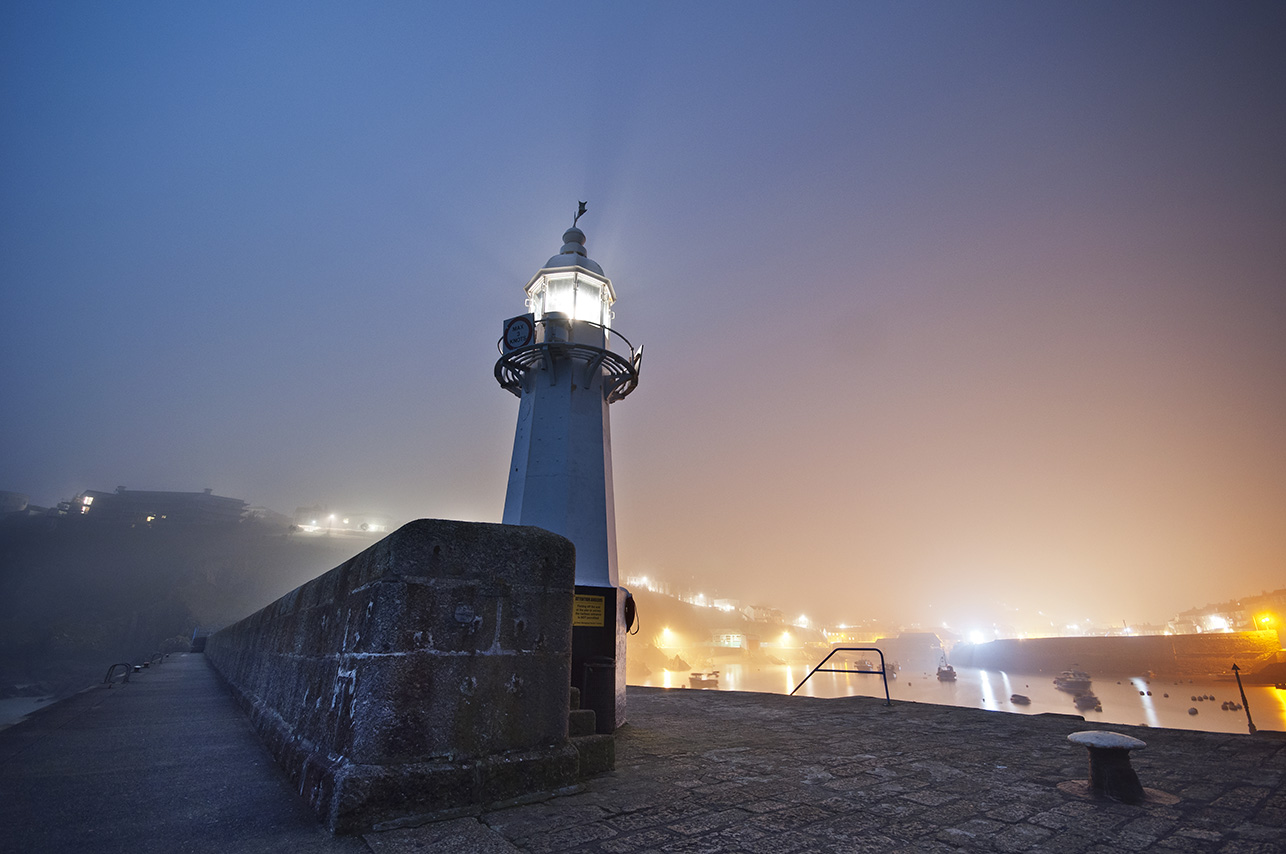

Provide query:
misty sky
left=2, top=1, right=1283, bottom=633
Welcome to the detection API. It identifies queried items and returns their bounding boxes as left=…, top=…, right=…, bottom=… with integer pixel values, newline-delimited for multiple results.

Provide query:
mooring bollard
left=1067, top=730, right=1147, bottom=804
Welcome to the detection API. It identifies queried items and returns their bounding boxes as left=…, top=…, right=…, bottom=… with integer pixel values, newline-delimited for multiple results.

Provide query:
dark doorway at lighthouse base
left=572, top=584, right=627, bottom=733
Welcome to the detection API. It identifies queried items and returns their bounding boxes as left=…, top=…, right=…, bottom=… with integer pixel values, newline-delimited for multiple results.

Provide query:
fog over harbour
left=2, top=2, right=1284, bottom=633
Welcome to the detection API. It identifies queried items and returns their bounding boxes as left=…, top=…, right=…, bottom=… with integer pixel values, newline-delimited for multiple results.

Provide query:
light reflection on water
left=633, top=661, right=1285, bottom=735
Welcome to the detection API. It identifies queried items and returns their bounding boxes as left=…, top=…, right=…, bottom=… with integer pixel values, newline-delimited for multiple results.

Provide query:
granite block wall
left=205, top=519, right=579, bottom=832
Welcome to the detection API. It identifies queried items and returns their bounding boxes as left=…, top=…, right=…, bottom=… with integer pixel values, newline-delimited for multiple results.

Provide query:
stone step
left=568, top=708, right=596, bottom=738
left=571, top=733, right=615, bottom=778
left=570, top=686, right=581, bottom=710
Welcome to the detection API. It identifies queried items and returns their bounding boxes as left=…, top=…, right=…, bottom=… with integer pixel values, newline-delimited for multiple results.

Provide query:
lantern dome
left=543, top=227, right=605, bottom=276
left=526, top=226, right=616, bottom=326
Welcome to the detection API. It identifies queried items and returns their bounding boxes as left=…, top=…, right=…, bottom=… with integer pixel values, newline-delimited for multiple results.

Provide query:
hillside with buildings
left=623, top=575, right=1286, bottom=683
left=0, top=505, right=375, bottom=700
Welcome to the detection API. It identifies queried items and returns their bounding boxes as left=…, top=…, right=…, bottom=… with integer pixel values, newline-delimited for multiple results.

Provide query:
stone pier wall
left=204, top=519, right=578, bottom=833
left=950, top=631, right=1281, bottom=677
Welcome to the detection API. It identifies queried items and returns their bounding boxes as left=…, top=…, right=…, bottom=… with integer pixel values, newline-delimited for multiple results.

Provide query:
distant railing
left=791, top=647, right=892, bottom=706
left=103, top=662, right=132, bottom=685
left=103, top=653, right=169, bottom=686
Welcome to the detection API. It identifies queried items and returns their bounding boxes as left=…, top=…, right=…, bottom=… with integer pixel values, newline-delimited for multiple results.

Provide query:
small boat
left=1010, top=693, right=1031, bottom=705
left=689, top=670, right=719, bottom=688
left=1054, top=670, right=1093, bottom=693
left=1073, top=692, right=1102, bottom=712
left=936, top=664, right=957, bottom=681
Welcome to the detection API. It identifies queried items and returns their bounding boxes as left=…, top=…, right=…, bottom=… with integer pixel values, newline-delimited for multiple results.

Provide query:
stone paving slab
left=3, top=658, right=1282, bottom=853
left=394, top=687, right=1284, bottom=854
left=0, top=653, right=366, bottom=854
left=367, top=817, right=522, bottom=853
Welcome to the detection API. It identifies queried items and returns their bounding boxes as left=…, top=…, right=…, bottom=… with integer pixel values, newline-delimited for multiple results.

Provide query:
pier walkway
left=1, top=653, right=1282, bottom=853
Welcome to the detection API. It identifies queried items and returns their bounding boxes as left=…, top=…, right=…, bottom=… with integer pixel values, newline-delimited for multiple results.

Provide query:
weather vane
left=573, top=201, right=587, bottom=227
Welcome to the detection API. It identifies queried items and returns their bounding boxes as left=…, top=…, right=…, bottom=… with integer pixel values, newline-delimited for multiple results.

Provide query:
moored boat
left=1073, top=691, right=1102, bottom=712
left=689, top=670, right=719, bottom=688
left=1054, top=669, right=1092, bottom=693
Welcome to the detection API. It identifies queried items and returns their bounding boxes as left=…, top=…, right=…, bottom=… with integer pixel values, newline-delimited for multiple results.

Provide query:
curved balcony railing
left=495, top=318, right=642, bottom=402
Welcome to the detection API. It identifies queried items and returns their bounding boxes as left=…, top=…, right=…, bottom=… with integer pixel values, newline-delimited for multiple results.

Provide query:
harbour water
left=634, top=661, right=1286, bottom=736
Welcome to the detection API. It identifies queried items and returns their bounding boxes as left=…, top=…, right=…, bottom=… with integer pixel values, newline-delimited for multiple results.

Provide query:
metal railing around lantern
left=496, top=318, right=642, bottom=403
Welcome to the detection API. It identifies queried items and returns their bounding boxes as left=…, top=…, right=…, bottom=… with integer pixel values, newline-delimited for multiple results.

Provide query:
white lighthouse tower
left=495, top=212, right=641, bottom=732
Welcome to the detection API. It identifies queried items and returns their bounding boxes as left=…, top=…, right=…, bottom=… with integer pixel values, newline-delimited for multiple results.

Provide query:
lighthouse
left=495, top=211, right=642, bottom=732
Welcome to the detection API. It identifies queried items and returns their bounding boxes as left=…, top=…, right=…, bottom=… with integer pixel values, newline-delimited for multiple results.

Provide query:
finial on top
left=542, top=203, right=603, bottom=273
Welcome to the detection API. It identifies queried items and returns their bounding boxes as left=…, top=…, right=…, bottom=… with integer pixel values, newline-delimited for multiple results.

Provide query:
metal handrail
left=791, top=647, right=892, bottom=706
left=103, top=662, right=132, bottom=685
left=496, top=317, right=639, bottom=360
left=495, top=317, right=643, bottom=402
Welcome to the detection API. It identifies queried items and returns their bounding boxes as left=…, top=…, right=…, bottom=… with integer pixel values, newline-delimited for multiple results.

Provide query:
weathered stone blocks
left=205, top=519, right=578, bottom=832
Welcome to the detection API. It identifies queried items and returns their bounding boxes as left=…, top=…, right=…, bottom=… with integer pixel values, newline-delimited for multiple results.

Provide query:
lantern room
left=524, top=227, right=616, bottom=327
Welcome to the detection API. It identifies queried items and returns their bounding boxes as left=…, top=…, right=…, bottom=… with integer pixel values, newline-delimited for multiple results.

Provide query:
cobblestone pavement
left=378, top=687, right=1286, bottom=854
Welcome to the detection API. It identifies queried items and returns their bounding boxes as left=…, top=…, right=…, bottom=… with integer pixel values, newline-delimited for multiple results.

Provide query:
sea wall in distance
left=205, top=519, right=579, bottom=833
left=950, top=631, right=1281, bottom=678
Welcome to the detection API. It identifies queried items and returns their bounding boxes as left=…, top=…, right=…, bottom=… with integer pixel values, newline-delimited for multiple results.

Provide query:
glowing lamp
left=524, top=228, right=616, bottom=327
left=526, top=270, right=613, bottom=327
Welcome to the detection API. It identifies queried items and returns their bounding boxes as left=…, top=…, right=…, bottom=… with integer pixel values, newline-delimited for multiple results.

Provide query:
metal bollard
left=1067, top=730, right=1147, bottom=804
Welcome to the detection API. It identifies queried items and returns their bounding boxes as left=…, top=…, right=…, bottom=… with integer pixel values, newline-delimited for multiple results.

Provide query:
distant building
left=873, top=632, right=945, bottom=671
left=712, top=630, right=748, bottom=649
left=1171, top=589, right=1286, bottom=634
left=244, top=506, right=293, bottom=528
left=70, top=487, right=246, bottom=526
left=825, top=627, right=883, bottom=645
left=743, top=604, right=784, bottom=623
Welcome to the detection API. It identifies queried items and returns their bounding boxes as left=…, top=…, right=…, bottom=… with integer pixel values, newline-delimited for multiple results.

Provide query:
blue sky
left=3, top=1, right=1283, bottom=629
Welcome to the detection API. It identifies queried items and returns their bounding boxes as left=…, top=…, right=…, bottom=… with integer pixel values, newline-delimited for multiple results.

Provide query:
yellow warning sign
left=572, top=594, right=606, bottom=627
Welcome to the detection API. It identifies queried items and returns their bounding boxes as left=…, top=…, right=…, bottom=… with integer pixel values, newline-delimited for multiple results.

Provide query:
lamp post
left=495, top=213, right=642, bottom=733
